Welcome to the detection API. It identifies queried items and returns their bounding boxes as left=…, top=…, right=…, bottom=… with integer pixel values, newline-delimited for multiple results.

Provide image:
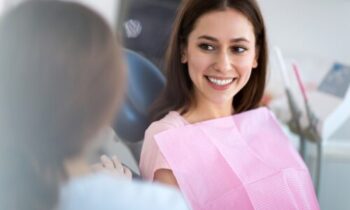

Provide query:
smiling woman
left=141, top=0, right=268, bottom=186
left=139, top=0, right=320, bottom=209
left=149, top=0, right=268, bottom=123
left=181, top=9, right=258, bottom=119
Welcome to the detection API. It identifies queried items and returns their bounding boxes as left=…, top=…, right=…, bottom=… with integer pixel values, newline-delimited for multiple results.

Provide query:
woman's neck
left=183, top=98, right=234, bottom=124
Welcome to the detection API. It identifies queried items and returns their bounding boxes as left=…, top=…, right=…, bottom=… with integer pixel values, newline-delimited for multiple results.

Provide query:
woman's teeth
left=208, top=77, right=234, bottom=86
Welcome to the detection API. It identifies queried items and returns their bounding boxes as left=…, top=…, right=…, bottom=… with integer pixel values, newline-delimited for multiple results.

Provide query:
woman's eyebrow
left=198, top=35, right=250, bottom=43
left=197, top=35, right=218, bottom=42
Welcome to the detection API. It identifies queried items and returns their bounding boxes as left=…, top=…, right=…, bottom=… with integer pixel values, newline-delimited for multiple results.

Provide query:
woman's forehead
left=189, top=9, right=255, bottom=42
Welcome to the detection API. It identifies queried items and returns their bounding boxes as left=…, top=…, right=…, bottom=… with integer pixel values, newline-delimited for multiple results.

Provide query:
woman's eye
left=232, top=46, right=247, bottom=54
left=198, top=43, right=215, bottom=51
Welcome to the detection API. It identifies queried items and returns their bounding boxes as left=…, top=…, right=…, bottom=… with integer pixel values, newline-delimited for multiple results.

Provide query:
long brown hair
left=0, top=1, right=124, bottom=210
left=151, top=0, right=268, bottom=121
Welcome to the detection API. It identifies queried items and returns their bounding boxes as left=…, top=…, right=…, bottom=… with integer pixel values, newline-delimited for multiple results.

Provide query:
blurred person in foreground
left=0, top=1, right=189, bottom=210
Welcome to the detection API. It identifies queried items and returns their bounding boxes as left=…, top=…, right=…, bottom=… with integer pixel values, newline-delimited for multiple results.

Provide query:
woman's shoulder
left=146, top=111, right=188, bottom=137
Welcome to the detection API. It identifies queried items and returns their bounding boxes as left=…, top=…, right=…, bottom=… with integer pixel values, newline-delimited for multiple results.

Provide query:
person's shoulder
left=59, top=173, right=190, bottom=210
left=124, top=180, right=190, bottom=210
left=146, top=111, right=187, bottom=137
left=59, top=173, right=124, bottom=208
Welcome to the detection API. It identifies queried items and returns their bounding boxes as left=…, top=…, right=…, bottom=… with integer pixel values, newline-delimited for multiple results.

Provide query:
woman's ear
left=181, top=53, right=187, bottom=63
left=253, top=58, right=258, bottom=68
left=253, top=47, right=259, bottom=68
left=181, top=44, right=188, bottom=63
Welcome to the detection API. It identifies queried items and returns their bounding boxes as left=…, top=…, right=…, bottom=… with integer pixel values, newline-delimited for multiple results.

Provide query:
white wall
left=0, top=0, right=4, bottom=14
left=259, top=0, right=350, bottom=62
left=260, top=0, right=350, bottom=109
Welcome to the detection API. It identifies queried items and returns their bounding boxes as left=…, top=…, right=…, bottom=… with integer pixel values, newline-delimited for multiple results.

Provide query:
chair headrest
left=114, top=49, right=165, bottom=143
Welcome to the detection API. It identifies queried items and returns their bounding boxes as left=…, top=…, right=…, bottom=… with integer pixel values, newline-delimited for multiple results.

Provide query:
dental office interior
left=1, top=0, right=349, bottom=209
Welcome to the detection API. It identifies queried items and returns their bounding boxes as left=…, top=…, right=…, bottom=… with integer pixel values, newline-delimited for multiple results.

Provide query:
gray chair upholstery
left=113, top=49, right=165, bottom=163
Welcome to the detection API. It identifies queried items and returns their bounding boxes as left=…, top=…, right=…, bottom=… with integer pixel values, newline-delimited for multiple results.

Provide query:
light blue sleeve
left=59, top=173, right=190, bottom=210
left=116, top=179, right=190, bottom=210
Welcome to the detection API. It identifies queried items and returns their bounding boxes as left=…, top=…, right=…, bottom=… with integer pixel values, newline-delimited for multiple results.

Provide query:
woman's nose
left=214, top=51, right=232, bottom=72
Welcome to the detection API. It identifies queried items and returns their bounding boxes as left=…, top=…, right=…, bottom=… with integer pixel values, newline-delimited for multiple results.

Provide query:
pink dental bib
left=155, top=108, right=319, bottom=210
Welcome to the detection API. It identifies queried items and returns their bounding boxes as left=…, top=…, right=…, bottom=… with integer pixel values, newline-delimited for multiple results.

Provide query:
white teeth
left=208, top=77, right=233, bottom=86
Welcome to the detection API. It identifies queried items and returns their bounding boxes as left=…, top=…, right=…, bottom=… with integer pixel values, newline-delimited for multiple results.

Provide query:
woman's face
left=182, top=8, right=258, bottom=108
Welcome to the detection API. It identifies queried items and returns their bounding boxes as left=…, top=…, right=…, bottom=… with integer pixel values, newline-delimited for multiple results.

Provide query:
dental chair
left=113, top=49, right=166, bottom=164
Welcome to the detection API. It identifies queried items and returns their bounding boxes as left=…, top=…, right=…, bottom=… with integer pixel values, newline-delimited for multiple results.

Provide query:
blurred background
left=1, top=0, right=349, bottom=209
